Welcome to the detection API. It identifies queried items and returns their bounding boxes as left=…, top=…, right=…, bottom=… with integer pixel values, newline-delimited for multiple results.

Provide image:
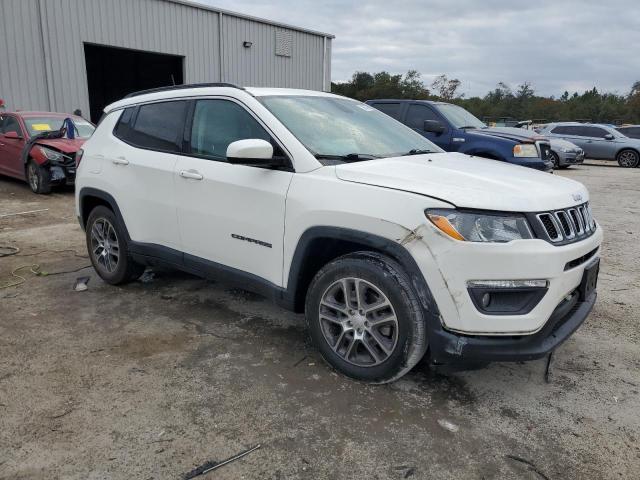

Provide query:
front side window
left=406, top=104, right=442, bottom=129
left=189, top=99, right=271, bottom=160
left=124, top=101, right=188, bottom=152
left=435, top=104, right=486, bottom=129
left=2, top=116, right=22, bottom=136
left=258, top=95, right=441, bottom=161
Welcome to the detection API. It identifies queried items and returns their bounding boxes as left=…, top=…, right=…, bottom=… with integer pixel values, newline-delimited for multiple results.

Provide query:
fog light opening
left=481, top=292, right=491, bottom=308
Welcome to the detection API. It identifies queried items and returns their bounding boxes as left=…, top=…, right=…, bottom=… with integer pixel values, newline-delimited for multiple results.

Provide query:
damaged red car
left=0, top=111, right=94, bottom=194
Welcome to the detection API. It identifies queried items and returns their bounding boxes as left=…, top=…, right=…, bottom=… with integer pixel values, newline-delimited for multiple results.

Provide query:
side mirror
left=3, top=131, right=22, bottom=140
left=604, top=134, right=615, bottom=140
left=423, top=120, right=445, bottom=134
left=227, top=139, right=285, bottom=168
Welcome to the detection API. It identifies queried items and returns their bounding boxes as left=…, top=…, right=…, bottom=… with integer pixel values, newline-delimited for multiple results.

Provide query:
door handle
left=112, top=156, right=129, bottom=165
left=180, top=169, right=203, bottom=180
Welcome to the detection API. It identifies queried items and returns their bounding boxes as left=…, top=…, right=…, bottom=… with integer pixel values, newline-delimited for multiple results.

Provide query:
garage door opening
left=84, top=44, right=184, bottom=123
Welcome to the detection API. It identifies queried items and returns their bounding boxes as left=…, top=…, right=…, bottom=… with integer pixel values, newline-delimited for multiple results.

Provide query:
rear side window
left=405, top=104, right=441, bottom=129
left=371, top=102, right=402, bottom=120
left=115, top=101, right=187, bottom=152
left=189, top=99, right=271, bottom=160
left=552, top=125, right=582, bottom=136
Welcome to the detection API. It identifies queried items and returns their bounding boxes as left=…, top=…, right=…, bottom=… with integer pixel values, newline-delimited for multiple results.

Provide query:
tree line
left=331, top=71, right=640, bottom=125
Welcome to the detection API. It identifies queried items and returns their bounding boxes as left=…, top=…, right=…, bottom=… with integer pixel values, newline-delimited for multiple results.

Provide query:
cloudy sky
left=203, top=0, right=640, bottom=98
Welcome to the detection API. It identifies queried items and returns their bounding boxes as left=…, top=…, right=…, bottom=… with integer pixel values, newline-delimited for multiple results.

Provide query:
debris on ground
left=437, top=419, right=459, bottom=433
left=182, top=444, right=261, bottom=479
left=74, top=276, right=90, bottom=292
left=505, top=454, right=550, bottom=480
left=139, top=270, right=155, bottom=284
left=0, top=208, right=49, bottom=218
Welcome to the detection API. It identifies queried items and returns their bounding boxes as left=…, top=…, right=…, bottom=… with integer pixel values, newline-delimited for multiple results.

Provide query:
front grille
left=531, top=202, right=596, bottom=245
left=537, top=140, right=551, bottom=160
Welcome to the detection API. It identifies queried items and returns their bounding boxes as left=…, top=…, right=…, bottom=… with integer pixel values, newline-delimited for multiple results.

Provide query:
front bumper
left=428, top=290, right=596, bottom=365
left=49, top=163, right=76, bottom=185
left=507, top=156, right=554, bottom=172
left=558, top=151, right=585, bottom=166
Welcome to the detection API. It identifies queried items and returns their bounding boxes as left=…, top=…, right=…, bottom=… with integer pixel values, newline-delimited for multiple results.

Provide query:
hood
left=34, top=138, right=86, bottom=153
left=334, top=152, right=588, bottom=212
left=550, top=138, right=581, bottom=151
left=468, top=126, right=546, bottom=144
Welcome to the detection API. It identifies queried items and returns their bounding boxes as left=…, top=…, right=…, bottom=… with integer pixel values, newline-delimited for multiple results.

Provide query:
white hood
left=334, top=152, right=589, bottom=212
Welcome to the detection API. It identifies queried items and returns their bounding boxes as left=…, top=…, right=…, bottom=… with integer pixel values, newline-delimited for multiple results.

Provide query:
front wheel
left=26, top=160, right=51, bottom=194
left=617, top=149, right=639, bottom=168
left=549, top=151, right=560, bottom=169
left=305, top=252, right=428, bottom=383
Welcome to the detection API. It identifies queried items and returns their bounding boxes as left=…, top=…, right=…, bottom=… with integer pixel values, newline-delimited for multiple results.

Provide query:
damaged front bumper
left=49, top=163, right=76, bottom=185
left=428, top=289, right=596, bottom=366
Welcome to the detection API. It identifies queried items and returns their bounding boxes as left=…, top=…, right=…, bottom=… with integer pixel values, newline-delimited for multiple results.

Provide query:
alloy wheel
left=90, top=218, right=120, bottom=273
left=618, top=150, right=639, bottom=167
left=28, top=163, right=39, bottom=191
left=319, top=277, right=399, bottom=367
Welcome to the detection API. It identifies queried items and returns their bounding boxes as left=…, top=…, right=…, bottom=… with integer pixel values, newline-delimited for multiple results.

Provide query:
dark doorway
left=84, top=43, right=184, bottom=123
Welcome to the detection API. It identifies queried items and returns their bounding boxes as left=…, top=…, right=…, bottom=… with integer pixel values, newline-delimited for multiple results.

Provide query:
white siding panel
left=1, top=0, right=330, bottom=114
left=0, top=0, right=49, bottom=111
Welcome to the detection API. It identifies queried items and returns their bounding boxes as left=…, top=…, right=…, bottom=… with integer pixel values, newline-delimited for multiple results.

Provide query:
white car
left=75, top=84, right=602, bottom=383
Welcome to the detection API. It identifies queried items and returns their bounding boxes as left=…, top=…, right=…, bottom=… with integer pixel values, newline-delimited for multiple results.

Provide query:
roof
left=105, top=86, right=342, bottom=112
left=5, top=111, right=83, bottom=119
left=164, top=0, right=334, bottom=38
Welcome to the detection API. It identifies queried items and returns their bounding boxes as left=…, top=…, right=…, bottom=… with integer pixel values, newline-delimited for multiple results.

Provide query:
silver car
left=539, top=122, right=640, bottom=168
left=548, top=138, right=584, bottom=169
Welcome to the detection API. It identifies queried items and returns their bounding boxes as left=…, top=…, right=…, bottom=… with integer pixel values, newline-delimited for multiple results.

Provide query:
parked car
left=616, top=125, right=640, bottom=139
left=365, top=99, right=553, bottom=171
left=0, top=111, right=95, bottom=193
left=76, top=84, right=602, bottom=383
left=548, top=138, right=584, bottom=169
left=539, top=122, right=640, bottom=168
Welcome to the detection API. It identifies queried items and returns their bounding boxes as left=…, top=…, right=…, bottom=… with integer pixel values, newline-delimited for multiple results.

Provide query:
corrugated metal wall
left=0, top=0, right=50, bottom=111
left=0, top=0, right=332, bottom=114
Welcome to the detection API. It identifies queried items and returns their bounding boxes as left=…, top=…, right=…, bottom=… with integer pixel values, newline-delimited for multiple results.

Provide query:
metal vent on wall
left=275, top=29, right=293, bottom=57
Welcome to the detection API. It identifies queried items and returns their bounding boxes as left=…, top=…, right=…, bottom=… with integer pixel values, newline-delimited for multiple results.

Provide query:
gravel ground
left=0, top=161, right=638, bottom=480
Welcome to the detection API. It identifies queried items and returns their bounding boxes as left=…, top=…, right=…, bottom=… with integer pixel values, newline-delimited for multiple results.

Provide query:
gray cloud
left=203, top=0, right=640, bottom=97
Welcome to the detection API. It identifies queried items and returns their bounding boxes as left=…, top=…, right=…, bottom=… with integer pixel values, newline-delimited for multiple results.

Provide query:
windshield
left=23, top=117, right=95, bottom=139
left=258, top=95, right=442, bottom=161
left=436, top=104, right=486, bottom=129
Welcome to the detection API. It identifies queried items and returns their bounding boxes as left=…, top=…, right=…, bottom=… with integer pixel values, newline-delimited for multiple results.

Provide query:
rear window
left=370, top=102, right=402, bottom=120
left=115, top=101, right=187, bottom=152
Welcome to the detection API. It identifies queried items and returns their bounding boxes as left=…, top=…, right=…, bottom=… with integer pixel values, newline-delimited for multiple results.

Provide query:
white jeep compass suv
left=75, top=84, right=602, bottom=383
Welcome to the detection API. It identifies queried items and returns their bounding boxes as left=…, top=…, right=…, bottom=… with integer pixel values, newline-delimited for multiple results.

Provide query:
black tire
left=616, top=149, right=639, bottom=168
left=85, top=206, right=145, bottom=285
left=305, top=252, right=427, bottom=383
left=26, top=160, right=51, bottom=194
left=549, top=151, right=560, bottom=169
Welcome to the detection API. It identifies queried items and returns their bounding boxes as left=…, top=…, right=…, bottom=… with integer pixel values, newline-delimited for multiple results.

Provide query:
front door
left=0, top=115, right=27, bottom=179
left=403, top=103, right=452, bottom=150
left=174, top=98, right=293, bottom=286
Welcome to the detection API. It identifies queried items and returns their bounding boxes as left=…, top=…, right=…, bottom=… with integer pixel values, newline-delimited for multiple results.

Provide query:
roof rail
left=123, top=83, right=242, bottom=99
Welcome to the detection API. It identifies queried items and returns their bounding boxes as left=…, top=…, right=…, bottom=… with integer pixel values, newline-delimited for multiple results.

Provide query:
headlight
left=39, top=146, right=64, bottom=162
left=561, top=148, right=574, bottom=153
left=426, top=209, right=534, bottom=242
left=513, top=143, right=538, bottom=157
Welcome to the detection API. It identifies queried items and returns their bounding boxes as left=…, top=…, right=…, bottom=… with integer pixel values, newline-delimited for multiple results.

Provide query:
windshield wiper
left=314, top=153, right=380, bottom=162
left=458, top=125, right=479, bottom=129
left=401, top=149, right=434, bottom=156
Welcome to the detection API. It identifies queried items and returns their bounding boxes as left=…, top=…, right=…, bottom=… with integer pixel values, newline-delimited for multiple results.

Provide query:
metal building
left=0, top=0, right=333, bottom=122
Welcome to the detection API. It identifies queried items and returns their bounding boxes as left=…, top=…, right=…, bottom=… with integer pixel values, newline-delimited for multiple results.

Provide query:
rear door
left=0, top=114, right=27, bottom=178
left=105, top=101, right=186, bottom=253
left=404, top=103, right=452, bottom=149
left=174, top=97, right=293, bottom=286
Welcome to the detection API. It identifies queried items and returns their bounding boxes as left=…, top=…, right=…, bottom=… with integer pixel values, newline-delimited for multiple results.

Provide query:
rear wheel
left=86, top=206, right=145, bottom=285
left=26, top=160, right=51, bottom=194
left=305, top=252, right=428, bottom=383
left=617, top=149, right=639, bottom=168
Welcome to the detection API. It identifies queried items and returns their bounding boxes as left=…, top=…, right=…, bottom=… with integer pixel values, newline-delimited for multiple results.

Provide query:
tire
left=26, top=160, right=51, bottom=194
left=86, top=206, right=145, bottom=285
left=549, top=151, right=560, bottom=169
left=616, top=149, right=639, bottom=168
left=305, top=252, right=428, bottom=383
